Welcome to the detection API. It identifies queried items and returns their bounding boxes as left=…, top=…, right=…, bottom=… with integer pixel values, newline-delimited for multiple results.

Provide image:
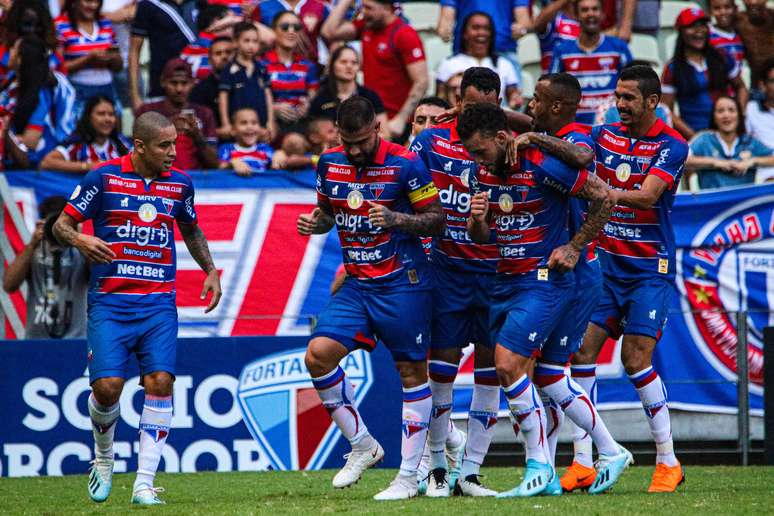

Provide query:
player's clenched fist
left=469, top=191, right=489, bottom=222
left=367, top=201, right=397, bottom=229
left=297, top=207, right=321, bottom=236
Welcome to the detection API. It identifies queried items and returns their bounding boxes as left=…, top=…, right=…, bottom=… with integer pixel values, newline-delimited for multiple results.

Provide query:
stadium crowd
left=0, top=0, right=770, bottom=185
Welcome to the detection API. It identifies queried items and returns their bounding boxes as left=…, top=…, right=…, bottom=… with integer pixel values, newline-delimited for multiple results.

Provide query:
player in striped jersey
left=298, top=96, right=445, bottom=501
left=53, top=112, right=222, bottom=506
left=532, top=0, right=580, bottom=74
left=569, top=65, right=688, bottom=493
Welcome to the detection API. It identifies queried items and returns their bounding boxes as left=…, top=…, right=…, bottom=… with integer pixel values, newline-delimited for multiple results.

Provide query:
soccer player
left=458, top=102, right=626, bottom=497
left=549, top=0, right=632, bottom=125
left=567, top=65, right=688, bottom=493
left=53, top=111, right=222, bottom=505
left=297, top=96, right=445, bottom=501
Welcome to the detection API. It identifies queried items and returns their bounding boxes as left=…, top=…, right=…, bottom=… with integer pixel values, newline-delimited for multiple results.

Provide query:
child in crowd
left=271, top=118, right=338, bottom=170
left=218, top=107, right=274, bottom=176
left=708, top=0, right=745, bottom=76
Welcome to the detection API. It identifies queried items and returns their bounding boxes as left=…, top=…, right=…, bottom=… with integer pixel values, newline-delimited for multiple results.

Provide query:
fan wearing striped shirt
left=218, top=107, right=274, bottom=176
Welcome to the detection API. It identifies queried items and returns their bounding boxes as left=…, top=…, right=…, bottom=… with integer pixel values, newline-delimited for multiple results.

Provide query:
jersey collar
left=120, top=154, right=172, bottom=178
left=373, top=137, right=389, bottom=165
left=619, top=117, right=666, bottom=139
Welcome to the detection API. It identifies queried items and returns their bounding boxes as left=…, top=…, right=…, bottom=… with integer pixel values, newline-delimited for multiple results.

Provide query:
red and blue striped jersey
left=709, top=25, right=744, bottom=77
left=409, top=119, right=498, bottom=274
left=54, top=15, right=116, bottom=85
left=549, top=35, right=632, bottom=124
left=474, top=145, right=588, bottom=277
left=54, top=135, right=131, bottom=163
left=591, top=119, right=688, bottom=281
left=316, top=138, right=439, bottom=288
left=208, top=0, right=248, bottom=16
left=63, top=154, right=198, bottom=309
left=539, top=12, right=580, bottom=73
left=218, top=142, right=274, bottom=173
left=260, top=50, right=319, bottom=107
left=181, top=31, right=216, bottom=81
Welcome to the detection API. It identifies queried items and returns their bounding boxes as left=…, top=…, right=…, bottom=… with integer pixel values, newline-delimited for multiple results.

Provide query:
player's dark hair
left=457, top=102, right=508, bottom=141
left=619, top=65, right=662, bottom=100
left=197, top=3, right=228, bottom=32
left=38, top=195, right=67, bottom=218
left=759, top=57, right=774, bottom=87
left=233, top=21, right=258, bottom=41
left=336, top=96, right=375, bottom=134
left=538, top=72, right=581, bottom=103
left=460, top=67, right=501, bottom=98
left=672, top=25, right=728, bottom=95
left=417, top=96, right=450, bottom=110
left=132, top=111, right=174, bottom=143
left=708, top=95, right=746, bottom=136
left=272, top=9, right=300, bottom=28
left=64, top=94, right=129, bottom=155
left=460, top=11, right=498, bottom=66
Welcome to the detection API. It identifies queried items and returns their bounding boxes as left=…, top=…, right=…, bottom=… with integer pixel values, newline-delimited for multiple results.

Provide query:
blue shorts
left=489, top=272, right=574, bottom=359
left=431, top=267, right=494, bottom=349
left=87, top=304, right=178, bottom=383
left=589, top=276, right=673, bottom=340
left=312, top=279, right=432, bottom=362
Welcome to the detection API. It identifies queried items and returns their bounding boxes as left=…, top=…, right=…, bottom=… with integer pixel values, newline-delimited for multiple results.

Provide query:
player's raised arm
left=466, top=191, right=491, bottom=244
left=178, top=222, right=221, bottom=313
left=514, top=131, right=594, bottom=170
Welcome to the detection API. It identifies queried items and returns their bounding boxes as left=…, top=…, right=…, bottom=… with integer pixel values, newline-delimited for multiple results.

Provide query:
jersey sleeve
left=618, top=39, right=633, bottom=69
left=527, top=147, right=588, bottom=195
left=661, top=62, right=675, bottom=95
left=218, top=66, right=236, bottom=92
left=218, top=143, right=232, bottom=164
left=131, top=0, right=152, bottom=37
left=26, top=90, right=52, bottom=132
left=749, top=137, right=773, bottom=157
left=64, top=169, right=103, bottom=222
left=408, top=129, right=431, bottom=167
left=647, top=139, right=688, bottom=189
left=315, top=155, right=333, bottom=213
left=688, top=132, right=712, bottom=157
left=548, top=41, right=565, bottom=73
left=394, top=26, right=426, bottom=65
left=306, top=61, right=320, bottom=91
left=177, top=177, right=198, bottom=225
left=564, top=132, right=595, bottom=173
left=402, top=155, right=439, bottom=210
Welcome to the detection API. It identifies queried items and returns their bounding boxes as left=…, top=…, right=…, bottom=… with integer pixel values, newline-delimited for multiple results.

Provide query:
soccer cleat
left=87, top=456, right=114, bottom=502
left=589, top=446, right=634, bottom=495
left=131, top=486, right=165, bottom=505
left=453, top=474, right=497, bottom=497
left=496, top=459, right=554, bottom=498
left=648, top=462, right=685, bottom=493
left=417, top=448, right=430, bottom=495
left=332, top=440, right=384, bottom=488
left=446, top=429, right=466, bottom=489
left=560, top=460, right=597, bottom=492
left=424, top=468, right=450, bottom=497
left=373, top=474, right=419, bottom=501
left=542, top=471, right=563, bottom=496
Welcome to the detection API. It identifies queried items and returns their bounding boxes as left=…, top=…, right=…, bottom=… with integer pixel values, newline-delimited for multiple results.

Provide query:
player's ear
left=133, top=139, right=144, bottom=155
left=646, top=93, right=660, bottom=111
left=494, top=130, right=509, bottom=146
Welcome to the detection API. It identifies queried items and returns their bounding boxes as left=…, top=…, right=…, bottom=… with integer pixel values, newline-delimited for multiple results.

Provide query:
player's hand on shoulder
left=297, top=207, right=322, bottom=236
left=75, top=233, right=116, bottom=264
left=469, top=191, right=489, bottom=222
left=434, top=105, right=460, bottom=124
left=547, top=242, right=581, bottom=272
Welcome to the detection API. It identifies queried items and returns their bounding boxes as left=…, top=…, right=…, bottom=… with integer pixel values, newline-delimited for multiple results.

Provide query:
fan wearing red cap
left=661, top=7, right=749, bottom=139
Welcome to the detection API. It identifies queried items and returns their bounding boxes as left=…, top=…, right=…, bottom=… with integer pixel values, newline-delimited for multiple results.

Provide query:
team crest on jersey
left=138, top=203, right=157, bottom=223
left=460, top=168, right=470, bottom=188
left=238, top=348, right=373, bottom=470
left=347, top=190, right=364, bottom=210
left=615, top=163, right=631, bottom=182
left=677, top=198, right=772, bottom=395
left=162, top=198, right=174, bottom=214
left=369, top=183, right=385, bottom=200
left=499, top=193, right=514, bottom=213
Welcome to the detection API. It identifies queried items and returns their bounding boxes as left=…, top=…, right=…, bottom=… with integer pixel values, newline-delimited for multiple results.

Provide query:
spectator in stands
left=190, top=35, right=235, bottom=139
left=219, top=22, right=275, bottom=139
left=219, top=107, right=274, bottom=176
left=687, top=95, right=774, bottom=189
left=101, top=0, right=136, bottom=106
left=322, top=0, right=429, bottom=141
left=129, top=0, right=198, bottom=111
left=439, top=72, right=463, bottom=107
left=709, top=0, right=745, bottom=76
left=308, top=45, right=388, bottom=138
left=3, top=196, right=89, bottom=339
left=746, top=59, right=774, bottom=181
left=0, top=0, right=64, bottom=86
left=736, top=0, right=774, bottom=90
left=262, top=10, right=319, bottom=131
left=2, top=36, right=76, bottom=169
left=252, top=0, right=329, bottom=64
left=531, top=0, right=579, bottom=74
left=55, top=0, right=123, bottom=117
left=306, top=116, right=338, bottom=153
left=137, top=58, right=219, bottom=170
left=271, top=117, right=338, bottom=170
left=662, top=8, right=749, bottom=139
left=436, top=12, right=521, bottom=109
left=410, top=96, right=449, bottom=144
left=549, top=0, right=631, bottom=125
left=40, top=94, right=130, bottom=172
left=180, top=4, right=230, bottom=82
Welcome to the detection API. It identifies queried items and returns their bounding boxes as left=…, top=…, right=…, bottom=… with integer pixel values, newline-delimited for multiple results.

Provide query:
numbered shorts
left=431, top=267, right=494, bottom=349
left=87, top=304, right=178, bottom=382
left=489, top=273, right=574, bottom=359
left=312, top=280, right=432, bottom=362
left=589, top=276, right=673, bottom=340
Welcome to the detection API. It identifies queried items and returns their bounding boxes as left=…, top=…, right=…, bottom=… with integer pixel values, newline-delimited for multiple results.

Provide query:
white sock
left=539, top=390, right=563, bottom=468
left=629, top=366, right=678, bottom=466
left=134, top=395, right=172, bottom=491
left=88, top=394, right=120, bottom=459
left=312, top=366, right=371, bottom=449
left=446, top=419, right=465, bottom=449
left=400, top=383, right=432, bottom=477
left=503, top=375, right=547, bottom=464
left=536, top=362, right=618, bottom=457
left=428, top=360, right=456, bottom=470
left=461, top=368, right=499, bottom=479
left=570, top=365, right=597, bottom=467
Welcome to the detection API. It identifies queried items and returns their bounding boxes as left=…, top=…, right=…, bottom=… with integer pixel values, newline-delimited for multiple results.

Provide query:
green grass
left=2, top=466, right=772, bottom=515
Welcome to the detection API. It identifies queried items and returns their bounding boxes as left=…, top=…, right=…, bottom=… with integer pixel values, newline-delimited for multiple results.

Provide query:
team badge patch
left=499, top=193, right=514, bottom=213
left=138, top=203, right=157, bottom=223
left=347, top=190, right=364, bottom=210
left=615, top=163, right=631, bottom=183
left=369, top=183, right=385, bottom=200
left=162, top=198, right=174, bottom=214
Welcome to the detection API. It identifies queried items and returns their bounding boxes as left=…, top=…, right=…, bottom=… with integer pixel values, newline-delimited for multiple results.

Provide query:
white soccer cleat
left=87, top=456, right=114, bottom=502
left=373, top=474, right=419, bottom=501
left=417, top=448, right=431, bottom=495
left=424, top=468, right=451, bottom=497
left=454, top=474, right=498, bottom=497
left=131, top=485, right=165, bottom=505
left=332, top=440, right=384, bottom=488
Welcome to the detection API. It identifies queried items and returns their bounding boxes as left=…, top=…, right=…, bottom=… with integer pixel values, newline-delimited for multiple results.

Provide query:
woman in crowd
left=308, top=45, right=388, bottom=139
left=435, top=11, right=522, bottom=109
left=40, top=94, right=129, bottom=172
left=661, top=8, right=748, bottom=139
left=55, top=0, right=123, bottom=117
left=687, top=95, right=774, bottom=189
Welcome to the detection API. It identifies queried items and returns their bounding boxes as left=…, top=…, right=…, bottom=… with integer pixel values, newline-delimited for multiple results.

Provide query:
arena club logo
left=237, top=348, right=373, bottom=470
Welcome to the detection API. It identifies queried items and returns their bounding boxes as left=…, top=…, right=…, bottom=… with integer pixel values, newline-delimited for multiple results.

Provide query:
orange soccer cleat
left=648, top=462, right=685, bottom=493
left=560, top=461, right=597, bottom=492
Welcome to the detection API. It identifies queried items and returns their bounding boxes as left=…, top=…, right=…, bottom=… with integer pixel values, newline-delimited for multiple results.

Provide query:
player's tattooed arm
left=179, top=222, right=222, bottom=313
left=53, top=212, right=116, bottom=264
left=548, top=174, right=614, bottom=272
left=297, top=203, right=335, bottom=235
left=467, top=191, right=491, bottom=243
left=367, top=199, right=445, bottom=236
left=514, top=132, right=594, bottom=170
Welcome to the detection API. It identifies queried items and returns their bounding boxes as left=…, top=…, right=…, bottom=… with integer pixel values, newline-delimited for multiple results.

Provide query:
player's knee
left=305, top=339, right=335, bottom=377
left=92, top=378, right=123, bottom=406
left=572, top=345, right=597, bottom=365
left=143, top=371, right=174, bottom=396
left=621, top=338, right=654, bottom=375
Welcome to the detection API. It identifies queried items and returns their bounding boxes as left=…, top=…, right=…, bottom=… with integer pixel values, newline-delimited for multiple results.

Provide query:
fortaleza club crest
left=237, top=348, right=373, bottom=470
left=676, top=196, right=774, bottom=395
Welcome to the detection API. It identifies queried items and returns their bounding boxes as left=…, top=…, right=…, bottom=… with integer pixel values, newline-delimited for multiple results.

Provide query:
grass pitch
left=2, top=466, right=772, bottom=515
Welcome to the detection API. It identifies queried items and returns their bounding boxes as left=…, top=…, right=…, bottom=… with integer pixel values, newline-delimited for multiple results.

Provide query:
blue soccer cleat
left=496, top=459, right=554, bottom=498
left=87, top=457, right=113, bottom=502
left=589, top=446, right=634, bottom=495
left=542, top=470, right=563, bottom=496
left=131, top=485, right=166, bottom=505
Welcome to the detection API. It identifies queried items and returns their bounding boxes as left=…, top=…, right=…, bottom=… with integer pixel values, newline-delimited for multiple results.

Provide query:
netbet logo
left=439, top=184, right=470, bottom=213
left=116, top=221, right=170, bottom=247
left=335, top=212, right=372, bottom=232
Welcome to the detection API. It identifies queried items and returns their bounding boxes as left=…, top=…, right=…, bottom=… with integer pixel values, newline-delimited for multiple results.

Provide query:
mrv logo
left=237, top=348, right=373, bottom=470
